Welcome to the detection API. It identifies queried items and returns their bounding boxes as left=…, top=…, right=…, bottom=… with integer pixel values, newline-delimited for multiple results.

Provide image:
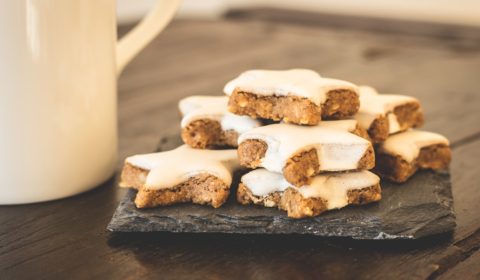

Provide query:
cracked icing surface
left=179, top=95, right=261, bottom=134
left=238, top=123, right=371, bottom=172
left=223, top=69, right=358, bottom=105
left=379, top=129, right=450, bottom=162
left=125, top=145, right=239, bottom=190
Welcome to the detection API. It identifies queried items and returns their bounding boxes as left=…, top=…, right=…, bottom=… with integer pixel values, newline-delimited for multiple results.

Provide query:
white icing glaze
left=294, top=170, right=380, bottom=209
left=238, top=123, right=371, bottom=173
left=354, top=85, right=419, bottom=130
left=223, top=69, right=358, bottom=105
left=280, top=119, right=358, bottom=132
left=179, top=95, right=261, bottom=134
left=387, top=113, right=401, bottom=134
left=241, top=169, right=380, bottom=209
left=221, top=114, right=261, bottom=134
left=357, top=85, right=378, bottom=96
left=317, top=119, right=358, bottom=132
left=379, top=130, right=449, bottom=162
left=241, top=169, right=291, bottom=197
left=125, top=145, right=239, bottom=190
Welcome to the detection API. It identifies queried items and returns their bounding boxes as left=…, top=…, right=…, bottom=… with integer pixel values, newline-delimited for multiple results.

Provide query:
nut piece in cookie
left=354, top=86, right=424, bottom=142
left=375, top=130, right=451, bottom=183
left=179, top=95, right=261, bottom=148
left=120, top=145, right=239, bottom=208
left=237, top=123, right=374, bottom=186
left=238, top=169, right=381, bottom=218
left=224, top=69, right=360, bottom=125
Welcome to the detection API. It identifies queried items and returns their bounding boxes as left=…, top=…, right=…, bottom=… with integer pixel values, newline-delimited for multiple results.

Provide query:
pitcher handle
left=116, top=0, right=181, bottom=75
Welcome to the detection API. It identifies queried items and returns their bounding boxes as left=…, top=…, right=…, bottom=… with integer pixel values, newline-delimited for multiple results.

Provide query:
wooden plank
left=225, top=7, right=480, bottom=41
left=436, top=250, right=480, bottom=280
left=117, top=19, right=480, bottom=162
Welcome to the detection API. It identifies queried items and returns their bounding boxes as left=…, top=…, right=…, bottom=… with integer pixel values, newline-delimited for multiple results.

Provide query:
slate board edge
left=107, top=184, right=456, bottom=240
left=107, top=134, right=456, bottom=240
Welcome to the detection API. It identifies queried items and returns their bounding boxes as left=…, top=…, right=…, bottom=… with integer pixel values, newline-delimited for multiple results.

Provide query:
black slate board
left=108, top=134, right=455, bottom=240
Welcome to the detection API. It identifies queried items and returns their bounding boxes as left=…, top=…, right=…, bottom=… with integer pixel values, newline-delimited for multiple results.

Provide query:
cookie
left=224, top=69, right=360, bottom=125
left=354, top=86, right=424, bottom=142
left=238, top=169, right=381, bottom=218
left=315, top=119, right=370, bottom=141
left=375, top=130, right=451, bottom=183
left=120, top=145, right=239, bottom=208
left=179, top=95, right=261, bottom=148
left=237, top=123, right=375, bottom=186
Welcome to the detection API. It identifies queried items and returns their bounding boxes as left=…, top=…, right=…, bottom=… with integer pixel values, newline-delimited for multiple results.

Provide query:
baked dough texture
left=237, top=123, right=375, bottom=186
left=237, top=169, right=381, bottom=218
left=354, top=86, right=424, bottom=142
left=179, top=95, right=261, bottom=148
left=374, top=130, right=451, bottom=182
left=120, top=145, right=238, bottom=208
left=224, top=69, right=360, bottom=125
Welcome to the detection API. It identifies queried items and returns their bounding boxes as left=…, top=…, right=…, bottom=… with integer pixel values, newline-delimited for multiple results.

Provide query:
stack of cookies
left=119, top=69, right=451, bottom=219
left=351, top=86, right=451, bottom=183
left=224, top=69, right=381, bottom=218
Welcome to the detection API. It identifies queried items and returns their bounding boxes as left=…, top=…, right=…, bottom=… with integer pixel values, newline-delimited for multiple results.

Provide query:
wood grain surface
left=1, top=9, right=480, bottom=279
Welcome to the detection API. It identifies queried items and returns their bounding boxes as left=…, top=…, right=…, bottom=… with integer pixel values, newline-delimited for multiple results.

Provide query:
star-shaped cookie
left=120, top=145, right=239, bottom=208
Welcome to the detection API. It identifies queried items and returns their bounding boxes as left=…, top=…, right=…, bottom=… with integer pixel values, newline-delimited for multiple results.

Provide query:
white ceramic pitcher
left=0, top=0, right=181, bottom=204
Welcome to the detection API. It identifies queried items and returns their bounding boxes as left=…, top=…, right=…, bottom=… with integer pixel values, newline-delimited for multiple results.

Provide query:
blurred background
left=117, top=0, right=480, bottom=26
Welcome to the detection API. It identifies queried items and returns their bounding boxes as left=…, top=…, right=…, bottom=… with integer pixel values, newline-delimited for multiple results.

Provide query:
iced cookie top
left=280, top=119, right=359, bottom=132
left=126, top=145, right=239, bottom=190
left=297, top=170, right=380, bottom=209
left=355, top=86, right=420, bottom=133
left=379, top=130, right=449, bottom=162
left=238, top=123, right=372, bottom=173
left=316, top=119, right=358, bottom=132
left=242, top=169, right=380, bottom=209
left=223, top=69, right=358, bottom=105
left=241, top=168, right=291, bottom=197
left=179, top=95, right=261, bottom=134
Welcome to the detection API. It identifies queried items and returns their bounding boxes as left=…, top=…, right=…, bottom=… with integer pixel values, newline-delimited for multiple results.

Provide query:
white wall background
left=117, top=0, right=480, bottom=27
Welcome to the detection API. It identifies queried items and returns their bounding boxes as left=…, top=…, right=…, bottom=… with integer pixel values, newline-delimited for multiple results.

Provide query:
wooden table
left=2, top=9, right=480, bottom=279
